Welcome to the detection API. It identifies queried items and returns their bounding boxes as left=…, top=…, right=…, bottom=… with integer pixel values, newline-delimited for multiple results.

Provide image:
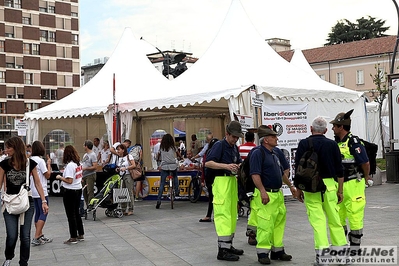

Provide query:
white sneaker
left=2, top=260, right=11, bottom=266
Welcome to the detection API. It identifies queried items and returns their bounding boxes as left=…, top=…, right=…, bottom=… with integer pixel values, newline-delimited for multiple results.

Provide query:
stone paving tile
left=0, top=181, right=397, bottom=265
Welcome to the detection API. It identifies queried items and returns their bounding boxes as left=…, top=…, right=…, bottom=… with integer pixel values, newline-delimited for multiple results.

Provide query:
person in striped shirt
left=238, top=132, right=256, bottom=160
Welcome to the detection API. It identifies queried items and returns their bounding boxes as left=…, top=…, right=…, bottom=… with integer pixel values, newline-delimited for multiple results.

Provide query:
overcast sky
left=79, top=0, right=398, bottom=66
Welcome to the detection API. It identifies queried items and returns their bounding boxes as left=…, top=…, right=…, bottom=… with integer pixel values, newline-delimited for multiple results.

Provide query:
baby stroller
left=85, top=164, right=128, bottom=221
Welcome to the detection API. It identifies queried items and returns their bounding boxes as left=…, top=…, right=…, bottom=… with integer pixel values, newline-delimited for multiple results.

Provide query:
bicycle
left=188, top=167, right=208, bottom=203
left=164, top=170, right=176, bottom=209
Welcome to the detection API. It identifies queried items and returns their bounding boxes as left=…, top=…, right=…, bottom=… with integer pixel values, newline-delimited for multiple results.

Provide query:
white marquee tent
left=115, top=0, right=368, bottom=166
left=24, top=0, right=368, bottom=168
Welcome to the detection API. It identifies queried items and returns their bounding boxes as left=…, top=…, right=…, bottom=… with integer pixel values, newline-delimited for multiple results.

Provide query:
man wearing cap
left=294, top=117, right=348, bottom=266
left=205, top=121, right=243, bottom=261
left=330, top=110, right=370, bottom=254
left=250, top=125, right=295, bottom=264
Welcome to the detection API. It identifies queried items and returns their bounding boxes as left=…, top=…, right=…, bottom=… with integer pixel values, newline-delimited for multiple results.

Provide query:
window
left=23, top=43, right=30, bottom=54
left=0, top=41, right=4, bottom=52
left=0, top=72, right=5, bottom=83
left=25, top=103, right=39, bottom=112
left=24, top=73, right=33, bottom=84
left=0, top=103, right=5, bottom=114
left=5, top=26, right=14, bottom=38
left=4, top=0, right=12, bottom=7
left=336, top=72, right=344, bottom=86
left=14, top=0, right=21, bottom=8
left=48, top=32, right=55, bottom=42
left=15, top=57, right=23, bottom=69
left=40, top=30, right=48, bottom=42
left=32, top=44, right=39, bottom=55
left=5, top=0, right=21, bottom=8
left=6, top=56, right=15, bottom=68
left=319, top=74, right=326, bottom=81
left=22, top=16, right=31, bottom=25
left=48, top=6, right=55, bottom=13
left=39, top=0, right=47, bottom=12
left=356, top=70, right=364, bottom=85
left=41, top=89, right=57, bottom=100
left=72, top=34, right=78, bottom=45
left=71, top=12, right=78, bottom=17
left=6, top=87, right=15, bottom=99
left=39, top=7, right=47, bottom=12
left=16, top=87, right=24, bottom=99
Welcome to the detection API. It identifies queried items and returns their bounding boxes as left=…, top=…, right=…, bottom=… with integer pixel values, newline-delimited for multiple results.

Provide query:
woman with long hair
left=55, top=145, right=84, bottom=244
left=115, top=144, right=136, bottom=216
left=0, top=137, right=48, bottom=266
left=156, top=133, right=181, bottom=209
left=30, top=140, right=53, bottom=245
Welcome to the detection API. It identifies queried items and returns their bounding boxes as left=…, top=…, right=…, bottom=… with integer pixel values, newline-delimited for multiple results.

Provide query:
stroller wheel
left=93, top=210, right=96, bottom=221
left=247, top=209, right=251, bottom=216
left=84, top=210, right=88, bottom=220
left=114, top=210, right=123, bottom=218
left=105, top=209, right=112, bottom=217
left=238, top=207, right=244, bottom=217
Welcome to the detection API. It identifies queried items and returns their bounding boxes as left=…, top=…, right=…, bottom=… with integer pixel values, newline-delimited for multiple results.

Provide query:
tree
left=370, top=64, right=389, bottom=158
left=325, top=16, right=390, bottom=45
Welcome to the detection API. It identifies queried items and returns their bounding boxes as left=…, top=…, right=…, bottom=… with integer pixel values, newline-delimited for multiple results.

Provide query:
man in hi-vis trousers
left=330, top=110, right=370, bottom=255
left=250, top=125, right=295, bottom=265
left=205, top=121, right=243, bottom=261
left=295, top=117, right=348, bottom=266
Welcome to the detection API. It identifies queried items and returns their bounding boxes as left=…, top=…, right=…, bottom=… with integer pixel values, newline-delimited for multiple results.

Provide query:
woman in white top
left=116, top=144, right=136, bottom=216
left=98, top=140, right=111, bottom=166
left=56, top=145, right=84, bottom=244
left=30, top=141, right=53, bottom=245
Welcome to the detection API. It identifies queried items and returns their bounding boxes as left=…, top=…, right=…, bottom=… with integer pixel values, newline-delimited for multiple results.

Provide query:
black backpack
left=348, top=135, right=378, bottom=175
left=294, top=138, right=326, bottom=193
left=237, top=147, right=265, bottom=203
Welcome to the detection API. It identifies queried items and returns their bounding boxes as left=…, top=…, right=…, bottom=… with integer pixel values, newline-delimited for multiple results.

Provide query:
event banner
left=262, top=104, right=309, bottom=194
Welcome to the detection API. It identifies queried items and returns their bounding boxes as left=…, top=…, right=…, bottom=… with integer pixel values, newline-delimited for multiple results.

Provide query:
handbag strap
left=26, top=160, right=30, bottom=186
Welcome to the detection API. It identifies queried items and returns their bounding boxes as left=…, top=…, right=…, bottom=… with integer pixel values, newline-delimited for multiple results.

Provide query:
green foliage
left=376, top=158, right=386, bottom=170
left=325, top=16, right=390, bottom=45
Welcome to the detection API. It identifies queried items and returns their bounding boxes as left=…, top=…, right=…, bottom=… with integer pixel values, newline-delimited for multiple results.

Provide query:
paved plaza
left=0, top=179, right=398, bottom=266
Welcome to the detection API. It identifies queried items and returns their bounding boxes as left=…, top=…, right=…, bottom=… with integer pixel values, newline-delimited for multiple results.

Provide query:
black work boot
left=270, top=249, right=292, bottom=261
left=226, top=246, right=244, bottom=255
left=257, top=253, right=271, bottom=265
left=217, top=248, right=239, bottom=261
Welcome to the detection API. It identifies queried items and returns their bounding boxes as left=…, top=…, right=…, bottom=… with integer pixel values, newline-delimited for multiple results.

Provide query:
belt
left=265, top=188, right=280, bottom=193
left=345, top=174, right=363, bottom=182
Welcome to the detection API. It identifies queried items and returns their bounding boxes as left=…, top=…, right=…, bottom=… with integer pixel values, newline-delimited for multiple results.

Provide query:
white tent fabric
left=25, top=27, right=169, bottom=120
left=290, top=49, right=321, bottom=78
left=24, top=27, right=170, bottom=142
left=118, top=0, right=363, bottom=114
left=116, top=0, right=367, bottom=142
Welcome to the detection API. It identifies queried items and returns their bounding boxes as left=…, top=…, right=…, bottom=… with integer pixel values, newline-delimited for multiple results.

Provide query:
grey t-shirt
left=82, top=151, right=97, bottom=177
left=159, top=148, right=178, bottom=171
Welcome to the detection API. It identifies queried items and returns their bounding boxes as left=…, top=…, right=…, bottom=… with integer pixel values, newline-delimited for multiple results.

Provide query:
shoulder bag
left=1, top=162, right=31, bottom=216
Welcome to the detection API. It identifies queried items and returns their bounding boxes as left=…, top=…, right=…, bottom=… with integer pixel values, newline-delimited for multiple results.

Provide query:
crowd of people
left=0, top=110, right=371, bottom=265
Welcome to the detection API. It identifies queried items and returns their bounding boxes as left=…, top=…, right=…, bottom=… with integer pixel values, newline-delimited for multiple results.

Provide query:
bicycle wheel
left=169, top=177, right=174, bottom=209
left=189, top=177, right=201, bottom=203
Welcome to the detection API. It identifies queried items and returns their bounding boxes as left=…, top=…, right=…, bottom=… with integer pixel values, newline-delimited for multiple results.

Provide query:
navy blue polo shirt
left=249, top=145, right=289, bottom=189
left=295, top=134, right=344, bottom=179
left=205, top=138, right=241, bottom=176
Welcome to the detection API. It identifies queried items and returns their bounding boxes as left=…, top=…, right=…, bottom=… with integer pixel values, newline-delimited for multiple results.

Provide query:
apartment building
left=0, top=0, right=80, bottom=148
left=278, top=36, right=398, bottom=101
